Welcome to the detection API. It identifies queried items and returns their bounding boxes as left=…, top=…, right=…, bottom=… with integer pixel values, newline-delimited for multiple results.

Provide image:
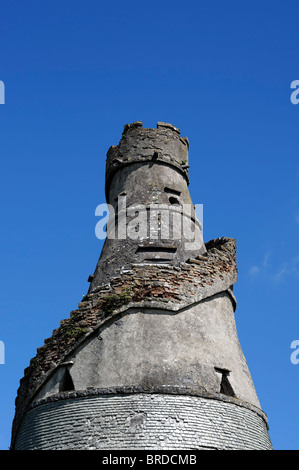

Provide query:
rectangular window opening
left=164, top=187, right=181, bottom=197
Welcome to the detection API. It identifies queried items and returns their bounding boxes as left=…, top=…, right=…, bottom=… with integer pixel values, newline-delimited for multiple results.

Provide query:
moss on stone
left=101, top=287, right=133, bottom=315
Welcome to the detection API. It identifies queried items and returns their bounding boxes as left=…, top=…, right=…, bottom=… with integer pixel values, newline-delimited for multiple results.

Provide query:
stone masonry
left=11, top=122, right=273, bottom=450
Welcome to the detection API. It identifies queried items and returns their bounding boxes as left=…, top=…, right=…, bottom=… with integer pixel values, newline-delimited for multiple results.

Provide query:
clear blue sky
left=1, top=0, right=299, bottom=450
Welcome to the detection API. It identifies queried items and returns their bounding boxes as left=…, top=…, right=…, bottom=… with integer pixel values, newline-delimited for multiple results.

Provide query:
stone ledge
left=105, top=155, right=190, bottom=198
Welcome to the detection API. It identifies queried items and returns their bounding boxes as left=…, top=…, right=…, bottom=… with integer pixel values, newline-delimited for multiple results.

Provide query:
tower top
left=93, top=121, right=206, bottom=288
left=123, top=121, right=181, bottom=135
left=105, top=121, right=190, bottom=201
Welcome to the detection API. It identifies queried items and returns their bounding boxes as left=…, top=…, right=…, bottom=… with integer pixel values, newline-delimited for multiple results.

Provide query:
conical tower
left=11, top=122, right=272, bottom=450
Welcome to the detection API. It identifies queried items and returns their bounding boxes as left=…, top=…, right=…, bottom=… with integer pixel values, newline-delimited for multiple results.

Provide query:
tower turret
left=91, top=121, right=206, bottom=288
left=11, top=122, right=272, bottom=450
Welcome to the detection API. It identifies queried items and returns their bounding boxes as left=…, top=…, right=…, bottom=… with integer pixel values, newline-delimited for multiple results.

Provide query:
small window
left=164, top=187, right=181, bottom=197
left=59, top=368, right=75, bottom=392
left=136, top=246, right=177, bottom=254
left=214, top=367, right=235, bottom=397
left=168, top=196, right=180, bottom=205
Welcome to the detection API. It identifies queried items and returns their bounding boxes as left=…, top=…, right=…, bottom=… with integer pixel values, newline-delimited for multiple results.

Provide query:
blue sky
left=1, top=0, right=299, bottom=450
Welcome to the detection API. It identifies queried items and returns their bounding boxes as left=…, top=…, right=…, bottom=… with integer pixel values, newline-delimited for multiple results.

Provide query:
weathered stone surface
left=92, top=122, right=206, bottom=287
left=33, top=291, right=259, bottom=408
left=14, top=393, right=272, bottom=450
left=11, top=123, right=272, bottom=450
left=11, top=237, right=238, bottom=446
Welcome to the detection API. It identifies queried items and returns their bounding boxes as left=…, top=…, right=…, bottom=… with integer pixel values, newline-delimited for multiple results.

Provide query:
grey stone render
left=11, top=122, right=273, bottom=450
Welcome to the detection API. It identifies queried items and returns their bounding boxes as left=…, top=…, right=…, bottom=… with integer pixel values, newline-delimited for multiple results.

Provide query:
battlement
left=105, top=122, right=190, bottom=198
left=122, top=121, right=182, bottom=136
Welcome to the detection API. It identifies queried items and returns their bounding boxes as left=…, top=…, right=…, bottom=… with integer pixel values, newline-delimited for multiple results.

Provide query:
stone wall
left=11, top=237, right=237, bottom=446
left=105, top=121, right=190, bottom=200
left=11, top=123, right=273, bottom=450
left=14, top=392, right=272, bottom=450
left=32, top=291, right=259, bottom=407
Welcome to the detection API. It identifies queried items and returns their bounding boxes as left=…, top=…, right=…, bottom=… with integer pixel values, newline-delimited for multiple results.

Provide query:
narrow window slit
left=214, top=367, right=235, bottom=397
left=164, top=187, right=181, bottom=196
left=136, top=246, right=177, bottom=254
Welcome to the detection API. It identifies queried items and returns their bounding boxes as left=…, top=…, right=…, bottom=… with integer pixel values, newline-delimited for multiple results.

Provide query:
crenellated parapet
left=105, top=122, right=190, bottom=201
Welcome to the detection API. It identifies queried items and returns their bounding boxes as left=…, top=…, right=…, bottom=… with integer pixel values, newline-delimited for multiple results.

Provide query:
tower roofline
left=105, top=122, right=190, bottom=202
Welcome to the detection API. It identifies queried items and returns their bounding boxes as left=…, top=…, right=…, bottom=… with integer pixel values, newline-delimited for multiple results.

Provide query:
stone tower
left=11, top=122, right=272, bottom=450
